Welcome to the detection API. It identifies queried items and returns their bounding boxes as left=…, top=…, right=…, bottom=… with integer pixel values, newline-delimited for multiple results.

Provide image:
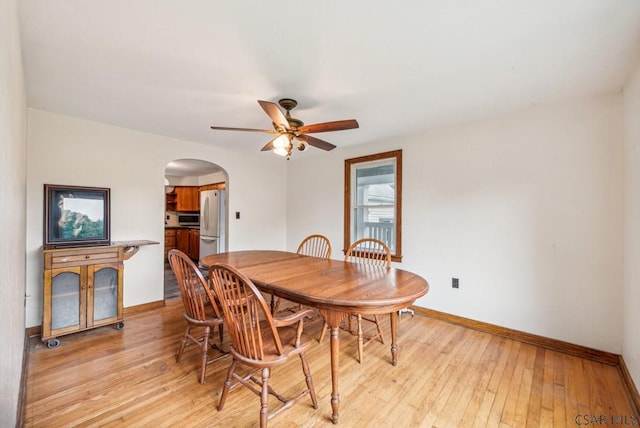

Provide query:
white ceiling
left=17, top=1, right=640, bottom=156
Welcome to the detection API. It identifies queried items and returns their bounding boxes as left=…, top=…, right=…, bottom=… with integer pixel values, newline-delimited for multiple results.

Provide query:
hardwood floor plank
left=513, top=345, right=538, bottom=427
left=539, top=407, right=554, bottom=427
left=524, top=347, right=546, bottom=428
left=431, top=332, right=494, bottom=427
left=584, top=359, right=614, bottom=418
left=473, top=390, right=497, bottom=428
left=458, top=335, right=505, bottom=426
left=552, top=353, right=571, bottom=426
left=486, top=340, right=522, bottom=426
left=404, top=327, right=473, bottom=423
left=23, top=298, right=638, bottom=427
left=540, top=347, right=556, bottom=411
left=565, top=354, right=590, bottom=421
left=600, top=361, right=637, bottom=418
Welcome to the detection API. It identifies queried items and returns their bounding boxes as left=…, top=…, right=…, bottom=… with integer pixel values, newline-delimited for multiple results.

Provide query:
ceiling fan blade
left=298, top=119, right=359, bottom=134
left=210, top=126, right=278, bottom=133
left=258, top=100, right=290, bottom=131
left=260, top=135, right=282, bottom=152
left=297, top=134, right=337, bottom=151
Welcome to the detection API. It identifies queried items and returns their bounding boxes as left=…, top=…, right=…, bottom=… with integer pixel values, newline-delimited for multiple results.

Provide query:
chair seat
left=183, top=312, right=223, bottom=328
left=233, top=322, right=315, bottom=366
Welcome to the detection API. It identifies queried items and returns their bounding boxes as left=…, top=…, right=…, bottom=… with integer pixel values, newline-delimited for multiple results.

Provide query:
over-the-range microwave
left=178, top=213, right=200, bottom=226
left=166, top=212, right=200, bottom=227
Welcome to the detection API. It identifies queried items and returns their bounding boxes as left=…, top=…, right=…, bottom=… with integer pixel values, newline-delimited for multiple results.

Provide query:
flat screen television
left=44, top=184, right=111, bottom=247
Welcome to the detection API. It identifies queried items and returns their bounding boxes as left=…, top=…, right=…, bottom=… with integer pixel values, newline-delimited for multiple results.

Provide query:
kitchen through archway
left=163, top=159, right=229, bottom=300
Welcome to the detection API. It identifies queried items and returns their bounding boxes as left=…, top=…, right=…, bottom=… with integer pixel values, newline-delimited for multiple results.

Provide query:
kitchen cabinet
left=189, top=228, right=200, bottom=260
left=166, top=186, right=200, bottom=212
left=176, top=228, right=190, bottom=255
left=42, top=241, right=158, bottom=348
left=164, top=228, right=177, bottom=259
left=200, top=182, right=226, bottom=191
left=165, top=192, right=177, bottom=211
left=169, top=227, right=199, bottom=260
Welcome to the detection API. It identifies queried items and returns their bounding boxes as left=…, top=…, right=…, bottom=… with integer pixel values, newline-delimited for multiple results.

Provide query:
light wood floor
left=24, top=298, right=637, bottom=427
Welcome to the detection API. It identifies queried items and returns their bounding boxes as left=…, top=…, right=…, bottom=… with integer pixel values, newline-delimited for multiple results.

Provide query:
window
left=344, top=150, right=402, bottom=262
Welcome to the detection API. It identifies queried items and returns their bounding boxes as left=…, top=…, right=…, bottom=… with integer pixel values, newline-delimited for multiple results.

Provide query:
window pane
left=352, top=159, right=396, bottom=251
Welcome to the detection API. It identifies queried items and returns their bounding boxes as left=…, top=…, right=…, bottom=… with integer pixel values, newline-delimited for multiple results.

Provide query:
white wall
left=0, top=0, right=27, bottom=424
left=623, top=61, right=640, bottom=390
left=25, top=109, right=288, bottom=328
left=287, top=93, right=623, bottom=353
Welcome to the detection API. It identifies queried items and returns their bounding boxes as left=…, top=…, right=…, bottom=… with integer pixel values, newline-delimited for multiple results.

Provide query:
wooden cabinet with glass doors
left=42, top=245, right=124, bottom=348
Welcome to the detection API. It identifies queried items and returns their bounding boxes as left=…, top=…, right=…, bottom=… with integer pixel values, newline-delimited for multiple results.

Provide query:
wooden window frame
left=344, top=150, right=402, bottom=262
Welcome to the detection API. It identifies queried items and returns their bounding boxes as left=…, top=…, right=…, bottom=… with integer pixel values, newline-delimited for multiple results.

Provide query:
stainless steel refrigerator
left=199, top=189, right=225, bottom=260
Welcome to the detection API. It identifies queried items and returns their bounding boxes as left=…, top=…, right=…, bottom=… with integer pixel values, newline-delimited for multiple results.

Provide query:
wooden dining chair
left=272, top=234, right=332, bottom=314
left=327, top=238, right=391, bottom=364
left=297, top=234, right=332, bottom=258
left=209, top=263, right=318, bottom=428
left=168, top=249, right=227, bottom=384
left=344, top=237, right=392, bottom=268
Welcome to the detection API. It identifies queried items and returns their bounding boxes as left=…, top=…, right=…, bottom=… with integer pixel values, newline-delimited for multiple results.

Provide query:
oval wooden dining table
left=200, top=250, right=429, bottom=425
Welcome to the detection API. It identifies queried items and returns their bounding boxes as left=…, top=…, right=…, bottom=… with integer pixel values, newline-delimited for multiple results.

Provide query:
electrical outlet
left=452, top=278, right=459, bottom=289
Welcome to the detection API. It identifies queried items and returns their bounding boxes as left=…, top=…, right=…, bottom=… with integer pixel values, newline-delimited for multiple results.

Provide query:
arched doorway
left=163, top=159, right=228, bottom=299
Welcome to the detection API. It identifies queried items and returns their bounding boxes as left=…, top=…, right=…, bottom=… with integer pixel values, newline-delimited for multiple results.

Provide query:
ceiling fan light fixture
left=272, top=134, right=292, bottom=149
left=273, top=146, right=289, bottom=157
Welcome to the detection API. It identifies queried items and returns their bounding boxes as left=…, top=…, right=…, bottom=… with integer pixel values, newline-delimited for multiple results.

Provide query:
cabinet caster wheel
left=114, top=322, right=124, bottom=330
left=46, top=339, right=60, bottom=349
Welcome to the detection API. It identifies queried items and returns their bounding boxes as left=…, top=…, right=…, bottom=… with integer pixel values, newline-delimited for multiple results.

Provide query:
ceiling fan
left=210, top=98, right=359, bottom=158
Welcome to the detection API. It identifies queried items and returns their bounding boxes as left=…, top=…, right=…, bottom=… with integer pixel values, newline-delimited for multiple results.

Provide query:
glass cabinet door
left=51, top=269, right=81, bottom=330
left=91, top=264, right=120, bottom=323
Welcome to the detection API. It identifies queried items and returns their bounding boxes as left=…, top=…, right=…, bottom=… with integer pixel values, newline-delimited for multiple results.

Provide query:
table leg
left=390, top=311, right=398, bottom=366
left=357, top=315, right=364, bottom=364
left=330, top=324, right=340, bottom=423
left=320, top=309, right=348, bottom=424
